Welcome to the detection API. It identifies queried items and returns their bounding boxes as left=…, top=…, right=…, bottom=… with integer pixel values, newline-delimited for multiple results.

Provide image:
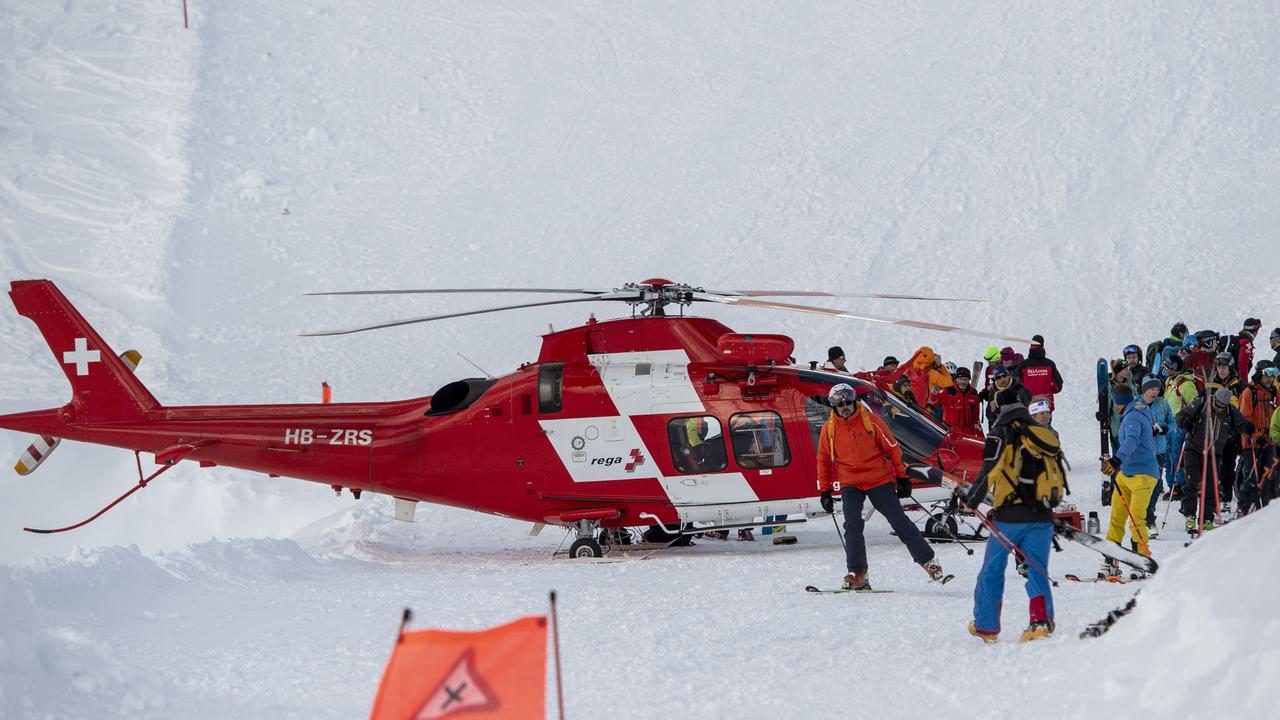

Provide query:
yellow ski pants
left=1107, top=472, right=1156, bottom=556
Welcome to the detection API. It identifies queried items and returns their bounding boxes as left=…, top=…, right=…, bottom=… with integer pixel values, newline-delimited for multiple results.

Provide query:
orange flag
left=370, top=615, right=547, bottom=720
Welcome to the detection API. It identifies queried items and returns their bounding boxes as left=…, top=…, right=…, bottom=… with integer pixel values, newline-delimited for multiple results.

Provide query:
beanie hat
left=1213, top=388, right=1233, bottom=406
left=983, top=346, right=1000, bottom=363
left=1112, top=383, right=1134, bottom=405
left=828, top=346, right=845, bottom=362
left=1111, top=358, right=1128, bottom=373
left=1000, top=346, right=1015, bottom=360
left=1140, top=377, right=1162, bottom=394
left=996, top=387, right=1022, bottom=407
left=1244, top=318, right=1261, bottom=331
left=1032, top=334, right=1045, bottom=346
left=954, top=366, right=971, bottom=379
left=1028, top=399, right=1050, bottom=415
left=882, top=355, right=899, bottom=366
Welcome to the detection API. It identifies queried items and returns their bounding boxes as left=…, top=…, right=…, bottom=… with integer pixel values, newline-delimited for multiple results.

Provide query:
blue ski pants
left=972, top=520, right=1053, bottom=633
left=1168, top=426, right=1186, bottom=486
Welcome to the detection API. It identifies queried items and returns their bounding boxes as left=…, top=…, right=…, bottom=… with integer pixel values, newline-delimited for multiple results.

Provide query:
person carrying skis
left=1107, top=360, right=1138, bottom=455
left=1237, top=365, right=1278, bottom=514
left=817, top=384, right=947, bottom=590
left=1018, top=342, right=1064, bottom=410
left=1176, top=388, right=1254, bottom=536
left=1098, top=381, right=1159, bottom=577
left=1206, top=352, right=1244, bottom=511
left=1162, top=355, right=1200, bottom=496
left=942, top=366, right=983, bottom=437
left=963, top=386, right=1064, bottom=643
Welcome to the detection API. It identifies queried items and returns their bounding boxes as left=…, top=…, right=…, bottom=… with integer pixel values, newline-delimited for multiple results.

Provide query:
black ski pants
left=841, top=483, right=935, bottom=573
left=1240, top=445, right=1277, bottom=511
left=1219, top=438, right=1240, bottom=504
left=1181, top=450, right=1229, bottom=520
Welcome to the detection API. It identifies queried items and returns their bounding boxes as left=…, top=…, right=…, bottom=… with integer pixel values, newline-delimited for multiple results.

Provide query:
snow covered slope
left=1, top=1, right=1279, bottom=715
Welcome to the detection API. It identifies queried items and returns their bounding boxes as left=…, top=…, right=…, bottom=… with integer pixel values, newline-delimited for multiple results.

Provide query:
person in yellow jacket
left=817, top=383, right=948, bottom=590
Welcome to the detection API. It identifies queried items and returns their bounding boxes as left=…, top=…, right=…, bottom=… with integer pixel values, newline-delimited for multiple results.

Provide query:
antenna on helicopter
left=456, top=352, right=495, bottom=379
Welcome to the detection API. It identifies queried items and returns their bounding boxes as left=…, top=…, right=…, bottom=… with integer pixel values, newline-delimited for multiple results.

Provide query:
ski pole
left=1161, top=440, right=1188, bottom=530
left=830, top=510, right=846, bottom=552
left=971, top=507, right=1057, bottom=587
left=910, top=494, right=974, bottom=556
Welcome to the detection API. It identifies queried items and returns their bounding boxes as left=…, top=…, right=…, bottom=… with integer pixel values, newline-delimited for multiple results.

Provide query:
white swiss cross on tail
left=62, top=338, right=100, bottom=376
left=414, top=648, right=499, bottom=719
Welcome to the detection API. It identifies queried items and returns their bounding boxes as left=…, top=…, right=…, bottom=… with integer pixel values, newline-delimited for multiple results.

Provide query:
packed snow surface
left=2, top=0, right=1279, bottom=716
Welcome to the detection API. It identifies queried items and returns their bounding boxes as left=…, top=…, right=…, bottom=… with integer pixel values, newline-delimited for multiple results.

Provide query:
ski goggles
left=1214, top=356, right=1233, bottom=367
left=1263, top=367, right=1280, bottom=378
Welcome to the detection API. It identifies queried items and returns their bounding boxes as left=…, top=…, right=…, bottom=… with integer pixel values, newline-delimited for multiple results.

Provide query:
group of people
left=823, top=337, right=1064, bottom=437
left=816, top=335, right=1068, bottom=644
left=1102, top=319, right=1280, bottom=557
left=815, top=321, right=1280, bottom=645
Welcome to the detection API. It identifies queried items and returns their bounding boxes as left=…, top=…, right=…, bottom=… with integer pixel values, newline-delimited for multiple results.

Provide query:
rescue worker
left=963, top=386, right=1058, bottom=643
left=892, top=346, right=953, bottom=415
left=942, top=367, right=983, bottom=436
left=1017, top=342, right=1064, bottom=410
left=1176, top=388, right=1254, bottom=535
left=1098, top=380, right=1159, bottom=577
left=817, top=384, right=947, bottom=590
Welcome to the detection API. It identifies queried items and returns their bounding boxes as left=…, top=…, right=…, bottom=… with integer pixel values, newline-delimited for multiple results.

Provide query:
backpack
left=1145, top=340, right=1163, bottom=374
left=989, top=421, right=1070, bottom=510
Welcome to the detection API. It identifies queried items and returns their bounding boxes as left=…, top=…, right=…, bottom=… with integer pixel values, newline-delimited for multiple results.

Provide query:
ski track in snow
left=2, top=0, right=1280, bottom=716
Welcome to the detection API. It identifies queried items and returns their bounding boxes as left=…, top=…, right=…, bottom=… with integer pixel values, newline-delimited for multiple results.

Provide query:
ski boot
left=1201, top=519, right=1215, bottom=532
left=1098, top=558, right=1121, bottom=579
left=841, top=571, right=871, bottom=591
left=1147, top=523, right=1160, bottom=540
left=1184, top=517, right=1199, bottom=538
left=1019, top=620, right=1055, bottom=643
left=967, top=620, right=998, bottom=644
left=737, top=528, right=754, bottom=542
left=920, top=560, right=952, bottom=584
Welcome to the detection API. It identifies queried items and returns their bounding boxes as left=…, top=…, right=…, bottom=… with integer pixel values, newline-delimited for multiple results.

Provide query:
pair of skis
left=805, top=571, right=954, bottom=594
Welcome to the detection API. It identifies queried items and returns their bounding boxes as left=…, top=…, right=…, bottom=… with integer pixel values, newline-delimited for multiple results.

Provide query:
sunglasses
left=833, top=400, right=857, bottom=409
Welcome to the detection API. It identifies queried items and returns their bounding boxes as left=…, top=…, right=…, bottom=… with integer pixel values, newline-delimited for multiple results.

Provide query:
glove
left=895, top=476, right=912, bottom=499
left=1100, top=457, right=1120, bottom=478
left=962, top=485, right=983, bottom=510
left=1153, top=424, right=1167, bottom=436
left=1095, top=411, right=1104, bottom=422
left=820, top=490, right=834, bottom=514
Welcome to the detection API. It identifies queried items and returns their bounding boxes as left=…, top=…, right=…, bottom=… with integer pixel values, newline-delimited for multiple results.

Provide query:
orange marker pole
left=550, top=591, right=565, bottom=720
left=322, top=382, right=332, bottom=404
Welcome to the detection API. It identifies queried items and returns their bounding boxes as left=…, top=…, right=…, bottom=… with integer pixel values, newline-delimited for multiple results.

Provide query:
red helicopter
left=0, top=278, right=1031, bottom=558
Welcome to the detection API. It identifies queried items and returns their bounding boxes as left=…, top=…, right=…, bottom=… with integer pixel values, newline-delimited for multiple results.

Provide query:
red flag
left=370, top=615, right=547, bottom=720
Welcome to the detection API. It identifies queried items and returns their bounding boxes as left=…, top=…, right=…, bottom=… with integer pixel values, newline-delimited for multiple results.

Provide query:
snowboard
left=1055, top=522, right=1158, bottom=575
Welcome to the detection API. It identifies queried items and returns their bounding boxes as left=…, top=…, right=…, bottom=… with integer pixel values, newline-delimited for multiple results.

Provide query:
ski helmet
left=1183, top=335, right=1199, bottom=350
left=983, top=346, right=1000, bottom=363
left=1214, top=352, right=1233, bottom=366
left=944, top=361, right=957, bottom=374
left=1123, top=344, right=1141, bottom=357
left=828, top=383, right=857, bottom=407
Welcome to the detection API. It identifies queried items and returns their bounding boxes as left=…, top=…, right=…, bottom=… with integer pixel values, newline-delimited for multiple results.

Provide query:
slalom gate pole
left=1198, top=410, right=1210, bottom=532
left=910, top=494, right=974, bottom=556
left=972, top=507, right=1057, bottom=587
left=550, top=591, right=565, bottom=720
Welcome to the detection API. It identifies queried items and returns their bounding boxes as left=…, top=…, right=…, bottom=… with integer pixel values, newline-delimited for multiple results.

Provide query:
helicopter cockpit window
left=538, top=363, right=564, bottom=413
left=729, top=411, right=790, bottom=469
left=666, top=416, right=728, bottom=474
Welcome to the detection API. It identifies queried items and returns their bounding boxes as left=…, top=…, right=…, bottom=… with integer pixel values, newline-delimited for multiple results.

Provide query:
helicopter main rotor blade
left=305, top=287, right=610, bottom=297
left=708, top=290, right=986, bottom=303
left=301, top=292, right=641, bottom=337
left=691, top=292, right=1033, bottom=344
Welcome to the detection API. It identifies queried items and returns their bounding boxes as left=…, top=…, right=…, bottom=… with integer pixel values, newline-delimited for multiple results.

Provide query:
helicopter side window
left=538, top=363, right=564, bottom=413
left=729, top=411, right=790, bottom=469
left=666, top=416, right=727, bottom=474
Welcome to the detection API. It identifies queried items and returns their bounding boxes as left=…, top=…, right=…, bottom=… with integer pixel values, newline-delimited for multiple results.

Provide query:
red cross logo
left=624, top=448, right=645, bottom=473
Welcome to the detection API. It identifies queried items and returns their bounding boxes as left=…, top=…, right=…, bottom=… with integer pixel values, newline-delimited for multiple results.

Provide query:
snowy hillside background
left=2, top=1, right=1279, bottom=717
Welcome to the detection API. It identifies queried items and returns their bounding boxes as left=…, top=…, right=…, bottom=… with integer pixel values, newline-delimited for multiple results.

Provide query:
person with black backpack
left=962, top=386, right=1065, bottom=644
left=1176, top=388, right=1254, bottom=536
left=1229, top=318, right=1262, bottom=380
left=1147, top=322, right=1189, bottom=379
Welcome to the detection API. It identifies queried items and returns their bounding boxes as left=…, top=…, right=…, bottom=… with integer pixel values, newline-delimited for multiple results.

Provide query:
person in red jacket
left=891, top=346, right=953, bottom=414
left=942, top=367, right=983, bottom=437
left=817, top=384, right=948, bottom=590
left=1234, top=318, right=1262, bottom=380
left=1018, top=342, right=1064, bottom=410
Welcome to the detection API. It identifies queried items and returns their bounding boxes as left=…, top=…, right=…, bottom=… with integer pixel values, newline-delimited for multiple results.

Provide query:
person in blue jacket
left=1099, top=379, right=1160, bottom=577
left=1145, top=377, right=1175, bottom=536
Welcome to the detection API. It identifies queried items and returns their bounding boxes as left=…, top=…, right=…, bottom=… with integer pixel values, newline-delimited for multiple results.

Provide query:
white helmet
left=828, top=383, right=857, bottom=406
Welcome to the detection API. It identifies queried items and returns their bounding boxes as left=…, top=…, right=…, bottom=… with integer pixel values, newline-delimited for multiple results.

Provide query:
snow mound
left=1079, top=507, right=1280, bottom=717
